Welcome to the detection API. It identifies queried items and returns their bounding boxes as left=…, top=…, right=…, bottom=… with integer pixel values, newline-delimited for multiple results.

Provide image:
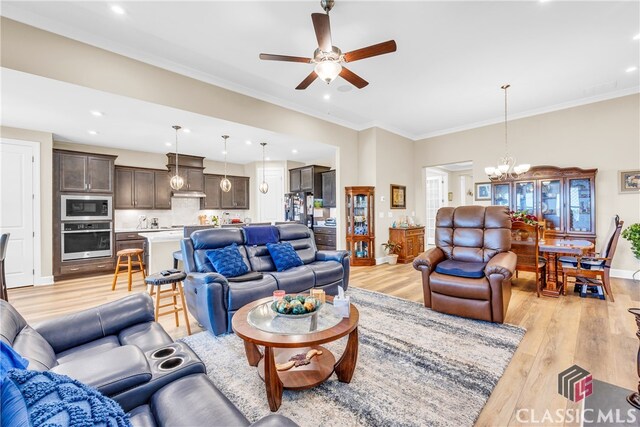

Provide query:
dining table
left=537, top=238, right=595, bottom=297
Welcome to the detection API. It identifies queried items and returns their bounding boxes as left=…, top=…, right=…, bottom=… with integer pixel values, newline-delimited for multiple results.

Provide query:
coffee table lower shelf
left=257, top=346, right=335, bottom=390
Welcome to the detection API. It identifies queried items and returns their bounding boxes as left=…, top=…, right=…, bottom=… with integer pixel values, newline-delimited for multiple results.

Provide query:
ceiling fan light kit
left=259, top=0, right=396, bottom=90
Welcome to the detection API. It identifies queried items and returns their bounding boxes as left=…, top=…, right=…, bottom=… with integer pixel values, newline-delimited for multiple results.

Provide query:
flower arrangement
left=622, top=223, right=640, bottom=260
left=509, top=210, right=538, bottom=225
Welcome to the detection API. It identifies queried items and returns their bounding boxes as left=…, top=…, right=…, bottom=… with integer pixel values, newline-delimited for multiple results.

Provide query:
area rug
left=180, top=287, right=525, bottom=427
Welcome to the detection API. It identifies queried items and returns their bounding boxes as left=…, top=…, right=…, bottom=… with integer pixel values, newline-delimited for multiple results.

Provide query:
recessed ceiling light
left=165, top=142, right=172, bottom=147
left=222, top=150, right=227, bottom=155
left=246, top=140, right=252, bottom=145
left=323, top=94, right=331, bottom=100
left=90, top=111, right=103, bottom=117
left=292, top=149, right=298, bottom=154
left=626, top=66, right=638, bottom=73
left=337, top=85, right=352, bottom=93
left=111, top=5, right=125, bottom=15
left=634, top=33, right=640, bottom=41
left=265, top=157, right=271, bottom=161
left=88, top=130, right=98, bottom=135
left=182, top=128, right=191, bottom=133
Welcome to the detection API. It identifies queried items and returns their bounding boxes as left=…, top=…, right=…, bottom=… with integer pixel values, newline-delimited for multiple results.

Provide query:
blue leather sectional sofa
left=181, top=223, right=350, bottom=335
left=0, top=293, right=297, bottom=427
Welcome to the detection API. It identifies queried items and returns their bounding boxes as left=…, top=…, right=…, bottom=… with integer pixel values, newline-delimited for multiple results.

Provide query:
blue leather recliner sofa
left=181, top=223, right=350, bottom=335
left=0, top=293, right=298, bottom=427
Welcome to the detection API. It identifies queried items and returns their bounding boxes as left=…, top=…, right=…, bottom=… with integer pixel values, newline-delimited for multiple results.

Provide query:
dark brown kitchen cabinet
left=115, top=167, right=155, bottom=209
left=321, top=170, right=336, bottom=208
left=288, top=165, right=331, bottom=197
left=185, top=168, right=204, bottom=192
left=115, top=232, right=148, bottom=274
left=220, top=176, right=250, bottom=209
left=58, top=151, right=115, bottom=193
left=202, top=175, right=222, bottom=209
left=290, top=169, right=301, bottom=192
left=314, top=226, right=336, bottom=250
left=154, top=170, right=172, bottom=209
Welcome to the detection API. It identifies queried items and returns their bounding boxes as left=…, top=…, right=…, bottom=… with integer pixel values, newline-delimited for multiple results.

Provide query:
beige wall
left=413, top=94, right=640, bottom=274
left=446, top=169, right=474, bottom=207
left=0, top=126, right=54, bottom=282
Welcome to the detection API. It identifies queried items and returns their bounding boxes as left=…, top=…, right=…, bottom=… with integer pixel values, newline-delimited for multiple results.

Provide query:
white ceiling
left=0, top=68, right=336, bottom=164
left=1, top=1, right=639, bottom=140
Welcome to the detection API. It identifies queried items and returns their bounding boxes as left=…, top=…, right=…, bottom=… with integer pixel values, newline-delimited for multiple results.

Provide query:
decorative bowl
left=271, top=295, right=322, bottom=318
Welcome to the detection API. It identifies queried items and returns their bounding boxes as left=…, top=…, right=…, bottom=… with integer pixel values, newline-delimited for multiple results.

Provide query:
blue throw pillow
left=266, top=242, right=304, bottom=272
left=205, top=243, right=249, bottom=278
left=1, top=369, right=130, bottom=427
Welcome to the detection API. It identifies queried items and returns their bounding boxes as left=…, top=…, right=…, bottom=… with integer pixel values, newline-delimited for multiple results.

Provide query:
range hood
left=171, top=190, right=206, bottom=198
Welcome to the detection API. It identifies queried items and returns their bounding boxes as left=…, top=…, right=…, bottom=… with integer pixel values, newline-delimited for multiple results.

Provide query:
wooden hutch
left=345, top=186, right=375, bottom=266
left=491, top=166, right=597, bottom=242
left=389, top=226, right=425, bottom=264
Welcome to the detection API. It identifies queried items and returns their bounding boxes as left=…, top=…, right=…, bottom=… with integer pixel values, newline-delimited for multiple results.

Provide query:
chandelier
left=259, top=142, right=269, bottom=194
left=484, top=84, right=530, bottom=181
left=169, top=125, right=184, bottom=190
left=220, top=135, right=232, bottom=193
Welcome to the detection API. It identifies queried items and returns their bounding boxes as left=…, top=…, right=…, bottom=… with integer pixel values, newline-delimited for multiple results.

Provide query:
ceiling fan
left=259, top=0, right=397, bottom=90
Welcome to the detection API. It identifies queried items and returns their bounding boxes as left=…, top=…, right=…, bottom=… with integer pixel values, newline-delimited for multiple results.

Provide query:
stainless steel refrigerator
left=284, top=192, right=314, bottom=228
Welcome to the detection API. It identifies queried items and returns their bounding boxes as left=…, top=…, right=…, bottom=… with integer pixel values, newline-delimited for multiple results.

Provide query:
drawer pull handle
left=96, top=265, right=106, bottom=268
left=68, top=268, right=80, bottom=271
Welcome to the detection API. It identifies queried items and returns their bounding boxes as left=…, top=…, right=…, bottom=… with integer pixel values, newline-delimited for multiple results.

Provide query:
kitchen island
left=137, top=230, right=183, bottom=275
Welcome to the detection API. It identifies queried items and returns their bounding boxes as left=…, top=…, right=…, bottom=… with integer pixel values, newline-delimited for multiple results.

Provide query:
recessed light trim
left=165, top=142, right=172, bottom=147
left=265, top=157, right=271, bottom=161
left=90, top=111, right=103, bottom=117
left=626, top=66, right=638, bottom=73
left=111, top=5, right=125, bottom=15
left=88, top=130, right=98, bottom=135
left=182, top=128, right=191, bottom=133
left=292, top=149, right=298, bottom=154
left=246, top=140, right=252, bottom=145
left=634, top=33, right=640, bottom=41
left=222, top=150, right=227, bottom=155
left=323, top=94, right=331, bottom=100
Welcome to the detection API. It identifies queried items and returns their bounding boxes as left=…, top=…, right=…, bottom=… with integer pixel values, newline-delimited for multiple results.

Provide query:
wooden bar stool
left=144, top=271, right=191, bottom=335
left=111, top=248, right=146, bottom=292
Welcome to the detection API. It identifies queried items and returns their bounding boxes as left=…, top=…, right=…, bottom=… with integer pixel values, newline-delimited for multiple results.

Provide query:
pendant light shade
left=220, top=135, right=232, bottom=193
left=259, top=142, right=269, bottom=194
left=169, top=125, right=184, bottom=190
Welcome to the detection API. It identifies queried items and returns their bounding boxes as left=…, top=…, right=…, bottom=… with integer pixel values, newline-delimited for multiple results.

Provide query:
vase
left=519, top=230, right=529, bottom=240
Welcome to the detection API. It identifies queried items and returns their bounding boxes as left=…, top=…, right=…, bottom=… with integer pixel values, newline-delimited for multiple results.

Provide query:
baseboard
left=610, top=269, right=639, bottom=280
left=34, top=276, right=54, bottom=286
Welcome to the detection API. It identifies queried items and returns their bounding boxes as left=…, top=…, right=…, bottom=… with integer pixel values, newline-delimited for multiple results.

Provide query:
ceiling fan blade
left=344, top=40, right=397, bottom=63
left=295, top=71, right=318, bottom=90
left=339, top=67, right=368, bottom=89
left=259, top=53, right=312, bottom=63
left=311, top=13, right=333, bottom=52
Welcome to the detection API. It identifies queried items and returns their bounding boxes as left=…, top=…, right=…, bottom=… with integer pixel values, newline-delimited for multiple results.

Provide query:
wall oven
left=61, top=222, right=112, bottom=261
left=61, top=195, right=112, bottom=221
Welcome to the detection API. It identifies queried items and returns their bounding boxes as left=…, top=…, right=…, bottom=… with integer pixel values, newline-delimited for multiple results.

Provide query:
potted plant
left=382, top=240, right=402, bottom=265
left=622, top=223, right=640, bottom=280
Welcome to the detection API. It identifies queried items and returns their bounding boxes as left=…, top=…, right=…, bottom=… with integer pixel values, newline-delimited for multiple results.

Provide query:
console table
left=389, top=226, right=425, bottom=264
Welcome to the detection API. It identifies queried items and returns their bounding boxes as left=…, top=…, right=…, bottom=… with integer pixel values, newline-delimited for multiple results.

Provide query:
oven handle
left=61, top=229, right=113, bottom=234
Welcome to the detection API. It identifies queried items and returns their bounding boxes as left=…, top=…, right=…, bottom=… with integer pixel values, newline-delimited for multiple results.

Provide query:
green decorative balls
left=272, top=295, right=320, bottom=316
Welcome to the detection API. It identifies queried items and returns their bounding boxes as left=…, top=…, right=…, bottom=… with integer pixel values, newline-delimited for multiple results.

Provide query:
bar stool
left=144, top=271, right=191, bottom=335
left=111, top=248, right=146, bottom=292
left=172, top=250, right=183, bottom=269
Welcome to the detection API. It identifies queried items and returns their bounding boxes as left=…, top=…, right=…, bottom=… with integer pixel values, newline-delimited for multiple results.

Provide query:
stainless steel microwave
left=61, top=195, right=112, bottom=221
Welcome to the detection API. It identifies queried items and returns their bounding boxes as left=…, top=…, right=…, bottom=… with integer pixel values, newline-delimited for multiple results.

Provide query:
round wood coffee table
left=232, top=296, right=359, bottom=412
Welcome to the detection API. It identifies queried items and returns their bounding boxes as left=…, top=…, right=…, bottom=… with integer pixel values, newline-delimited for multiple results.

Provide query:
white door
left=257, top=167, right=284, bottom=223
left=0, top=141, right=35, bottom=287
left=425, top=175, right=444, bottom=245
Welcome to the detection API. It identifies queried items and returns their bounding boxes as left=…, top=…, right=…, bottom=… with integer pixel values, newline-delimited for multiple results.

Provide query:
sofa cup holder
left=151, top=347, right=176, bottom=359
left=158, top=357, right=184, bottom=371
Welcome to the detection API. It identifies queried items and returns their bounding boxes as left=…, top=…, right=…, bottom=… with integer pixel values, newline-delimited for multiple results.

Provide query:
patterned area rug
left=180, top=287, right=525, bottom=427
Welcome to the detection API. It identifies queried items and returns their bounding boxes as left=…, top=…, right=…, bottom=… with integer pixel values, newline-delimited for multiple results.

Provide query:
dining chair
left=0, top=233, right=10, bottom=301
left=511, top=222, right=546, bottom=297
left=560, top=215, right=622, bottom=301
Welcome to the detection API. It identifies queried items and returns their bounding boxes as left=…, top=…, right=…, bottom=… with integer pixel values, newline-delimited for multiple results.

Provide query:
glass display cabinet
left=491, top=166, right=597, bottom=242
left=345, top=186, right=375, bottom=266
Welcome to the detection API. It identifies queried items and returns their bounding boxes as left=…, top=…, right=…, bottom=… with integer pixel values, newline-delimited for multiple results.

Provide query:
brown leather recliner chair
left=413, top=205, right=516, bottom=323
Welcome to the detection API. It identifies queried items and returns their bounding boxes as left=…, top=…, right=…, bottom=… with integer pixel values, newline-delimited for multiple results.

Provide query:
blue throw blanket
left=244, top=226, right=279, bottom=246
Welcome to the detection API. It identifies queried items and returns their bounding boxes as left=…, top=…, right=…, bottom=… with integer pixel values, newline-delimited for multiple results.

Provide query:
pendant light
left=484, top=84, right=530, bottom=181
left=169, top=125, right=184, bottom=190
left=220, top=135, right=232, bottom=193
left=259, top=142, right=269, bottom=194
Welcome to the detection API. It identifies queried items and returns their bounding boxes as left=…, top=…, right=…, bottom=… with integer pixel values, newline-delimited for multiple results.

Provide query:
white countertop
left=115, top=227, right=175, bottom=233
left=137, top=230, right=184, bottom=243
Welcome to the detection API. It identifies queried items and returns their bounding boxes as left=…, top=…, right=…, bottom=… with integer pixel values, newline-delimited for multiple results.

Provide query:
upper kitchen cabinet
left=166, top=153, right=205, bottom=193
left=154, top=170, right=172, bottom=209
left=220, top=176, right=250, bottom=209
left=185, top=168, right=204, bottom=192
left=288, top=165, right=331, bottom=196
left=57, top=150, right=115, bottom=193
left=115, top=167, right=156, bottom=209
left=321, top=170, right=336, bottom=208
left=202, top=174, right=222, bottom=209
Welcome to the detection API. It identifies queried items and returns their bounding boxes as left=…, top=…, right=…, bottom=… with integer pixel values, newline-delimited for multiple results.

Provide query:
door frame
left=0, top=138, right=42, bottom=286
left=424, top=167, right=448, bottom=246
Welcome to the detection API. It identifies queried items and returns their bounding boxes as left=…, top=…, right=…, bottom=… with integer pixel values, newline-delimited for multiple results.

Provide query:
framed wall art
left=620, top=170, right=640, bottom=193
left=390, top=184, right=406, bottom=209
left=474, top=182, right=492, bottom=201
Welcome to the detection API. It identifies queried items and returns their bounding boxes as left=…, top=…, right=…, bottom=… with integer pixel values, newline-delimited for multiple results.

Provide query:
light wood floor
left=6, top=264, right=639, bottom=426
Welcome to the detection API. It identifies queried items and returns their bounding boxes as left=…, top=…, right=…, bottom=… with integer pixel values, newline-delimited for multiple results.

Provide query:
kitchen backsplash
left=115, top=197, right=248, bottom=229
